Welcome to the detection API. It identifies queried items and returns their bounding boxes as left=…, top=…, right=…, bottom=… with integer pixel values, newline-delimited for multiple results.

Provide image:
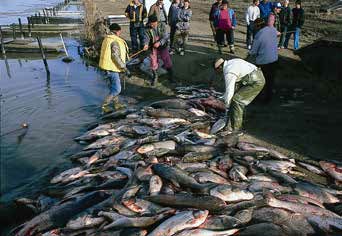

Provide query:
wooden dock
left=0, top=24, right=82, bottom=37
left=0, top=39, right=64, bottom=53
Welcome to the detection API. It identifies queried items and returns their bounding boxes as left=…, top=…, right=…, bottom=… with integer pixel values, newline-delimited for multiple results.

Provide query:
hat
left=275, top=2, right=282, bottom=8
left=109, top=23, right=121, bottom=31
left=214, top=58, right=225, bottom=69
left=148, top=15, right=158, bottom=23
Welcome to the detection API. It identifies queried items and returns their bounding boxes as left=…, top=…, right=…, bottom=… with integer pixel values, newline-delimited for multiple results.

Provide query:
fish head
left=193, top=210, right=209, bottom=220
left=137, top=144, right=154, bottom=154
left=319, top=161, right=335, bottom=171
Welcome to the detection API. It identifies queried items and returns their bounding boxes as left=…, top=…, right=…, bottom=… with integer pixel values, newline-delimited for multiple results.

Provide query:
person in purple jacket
left=213, top=0, right=237, bottom=54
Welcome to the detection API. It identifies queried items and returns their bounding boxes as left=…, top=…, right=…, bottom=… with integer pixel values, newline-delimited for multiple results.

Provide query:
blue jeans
left=284, top=27, right=301, bottom=50
left=246, top=22, right=255, bottom=47
left=105, top=71, right=121, bottom=96
left=130, top=24, right=145, bottom=52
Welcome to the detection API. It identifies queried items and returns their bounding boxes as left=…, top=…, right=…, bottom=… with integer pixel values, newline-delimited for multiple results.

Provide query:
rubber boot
left=167, top=68, right=174, bottom=83
left=112, top=96, right=126, bottom=111
left=102, top=95, right=114, bottom=114
left=229, top=45, right=235, bottom=54
left=151, top=70, right=158, bottom=87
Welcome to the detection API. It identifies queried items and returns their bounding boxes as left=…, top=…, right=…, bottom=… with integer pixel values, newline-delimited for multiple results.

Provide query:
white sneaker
left=247, top=45, right=252, bottom=50
left=180, top=51, right=184, bottom=56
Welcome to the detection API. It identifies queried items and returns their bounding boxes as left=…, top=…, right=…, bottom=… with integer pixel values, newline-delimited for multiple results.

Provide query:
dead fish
left=101, top=145, right=120, bottom=158
left=173, top=228, right=239, bottom=236
left=188, top=108, right=209, bottom=117
left=70, top=150, right=98, bottom=161
left=191, top=171, right=229, bottom=184
left=150, top=99, right=191, bottom=110
left=198, top=215, right=240, bottom=230
left=105, top=151, right=136, bottom=167
left=298, top=162, right=325, bottom=175
left=229, top=165, right=248, bottom=182
left=265, top=192, right=340, bottom=217
left=237, top=142, right=291, bottom=160
left=120, top=228, right=148, bottom=236
left=122, top=185, right=141, bottom=200
left=137, top=141, right=176, bottom=154
left=152, top=164, right=210, bottom=193
left=84, top=136, right=124, bottom=150
left=307, top=215, right=342, bottom=233
left=248, top=174, right=277, bottom=182
left=50, top=167, right=88, bottom=184
left=252, top=207, right=316, bottom=236
left=144, top=194, right=226, bottom=213
left=145, top=107, right=195, bottom=121
left=256, top=160, right=296, bottom=173
left=319, top=161, right=342, bottom=182
left=99, top=209, right=175, bottom=230
left=210, top=118, right=226, bottom=134
left=101, top=108, right=137, bottom=120
left=74, top=128, right=111, bottom=142
left=147, top=210, right=209, bottom=236
left=217, top=156, right=233, bottom=172
left=175, top=162, right=208, bottom=170
left=139, top=118, right=190, bottom=127
left=239, top=223, right=286, bottom=236
left=14, top=191, right=110, bottom=236
left=135, top=166, right=153, bottom=181
left=210, top=185, right=254, bottom=202
left=149, top=175, right=163, bottom=196
left=276, top=194, right=325, bottom=208
left=176, top=144, right=218, bottom=154
left=182, top=152, right=215, bottom=163
left=116, top=167, right=133, bottom=179
left=66, top=215, right=105, bottom=230
left=233, top=208, right=254, bottom=225
left=198, top=97, right=226, bottom=111
left=295, top=182, right=340, bottom=204
left=248, top=181, right=292, bottom=193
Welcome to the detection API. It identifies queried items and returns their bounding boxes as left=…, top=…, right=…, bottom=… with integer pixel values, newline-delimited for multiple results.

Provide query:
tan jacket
left=149, top=3, right=168, bottom=24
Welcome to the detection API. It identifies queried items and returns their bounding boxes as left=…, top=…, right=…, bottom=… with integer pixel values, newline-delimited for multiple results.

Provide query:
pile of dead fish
left=11, top=86, right=342, bottom=236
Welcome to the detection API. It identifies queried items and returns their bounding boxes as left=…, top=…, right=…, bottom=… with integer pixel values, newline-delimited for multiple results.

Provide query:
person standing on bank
left=214, top=58, right=265, bottom=135
left=143, top=15, right=173, bottom=86
left=278, top=0, right=291, bottom=48
left=213, top=0, right=237, bottom=54
left=168, top=0, right=182, bottom=54
left=175, top=0, right=192, bottom=56
left=258, top=0, right=274, bottom=22
left=209, top=0, right=222, bottom=38
left=245, top=0, right=260, bottom=50
left=149, top=0, right=168, bottom=25
left=125, top=0, right=147, bottom=53
left=284, top=0, right=304, bottom=50
left=99, top=23, right=130, bottom=114
left=249, top=17, right=278, bottom=103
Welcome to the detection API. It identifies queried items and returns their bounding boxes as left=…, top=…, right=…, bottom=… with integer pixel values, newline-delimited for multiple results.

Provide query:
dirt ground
left=90, top=0, right=342, bottom=162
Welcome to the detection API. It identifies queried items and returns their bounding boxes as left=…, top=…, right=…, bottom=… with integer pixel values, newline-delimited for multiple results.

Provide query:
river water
left=0, top=39, right=111, bottom=201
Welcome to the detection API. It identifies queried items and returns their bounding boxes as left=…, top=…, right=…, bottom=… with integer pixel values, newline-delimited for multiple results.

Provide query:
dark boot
left=167, top=68, right=174, bottom=82
left=151, top=70, right=158, bottom=86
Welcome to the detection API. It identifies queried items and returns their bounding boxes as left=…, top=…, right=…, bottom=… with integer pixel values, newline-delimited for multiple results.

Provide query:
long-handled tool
left=60, top=33, right=74, bottom=63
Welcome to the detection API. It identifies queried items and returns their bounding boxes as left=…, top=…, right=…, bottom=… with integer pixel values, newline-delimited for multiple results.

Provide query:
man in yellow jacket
left=99, top=23, right=130, bottom=114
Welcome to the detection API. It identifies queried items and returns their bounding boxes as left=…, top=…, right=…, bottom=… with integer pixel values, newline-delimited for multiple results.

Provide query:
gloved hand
left=125, top=69, right=132, bottom=78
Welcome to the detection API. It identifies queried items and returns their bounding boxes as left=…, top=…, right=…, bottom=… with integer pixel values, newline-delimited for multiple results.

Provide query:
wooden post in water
left=0, top=26, right=7, bottom=59
left=27, top=17, right=32, bottom=37
left=12, top=24, right=16, bottom=40
left=18, top=18, right=24, bottom=39
left=37, top=36, right=50, bottom=75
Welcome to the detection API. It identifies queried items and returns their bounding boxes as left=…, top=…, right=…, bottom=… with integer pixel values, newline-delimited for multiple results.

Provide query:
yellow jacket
left=99, top=34, right=128, bottom=72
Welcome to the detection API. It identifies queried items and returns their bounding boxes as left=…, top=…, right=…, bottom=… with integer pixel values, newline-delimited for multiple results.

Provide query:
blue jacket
left=213, top=8, right=237, bottom=28
left=259, top=1, right=274, bottom=19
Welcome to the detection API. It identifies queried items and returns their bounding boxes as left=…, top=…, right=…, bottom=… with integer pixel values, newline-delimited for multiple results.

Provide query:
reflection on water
left=0, top=39, right=108, bottom=202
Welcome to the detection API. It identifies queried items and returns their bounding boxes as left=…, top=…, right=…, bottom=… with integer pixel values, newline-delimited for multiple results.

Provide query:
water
left=0, top=0, right=64, bottom=25
left=0, top=39, right=110, bottom=201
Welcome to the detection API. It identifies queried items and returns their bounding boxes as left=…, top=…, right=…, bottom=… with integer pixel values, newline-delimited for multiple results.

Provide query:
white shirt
left=245, top=5, right=260, bottom=25
left=223, top=59, right=257, bottom=107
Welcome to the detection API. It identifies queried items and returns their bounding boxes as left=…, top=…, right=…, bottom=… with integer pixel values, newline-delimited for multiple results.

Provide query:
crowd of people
left=98, top=0, right=305, bottom=134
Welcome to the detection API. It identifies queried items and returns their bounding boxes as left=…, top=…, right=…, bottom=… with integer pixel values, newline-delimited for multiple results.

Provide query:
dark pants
left=130, top=24, right=145, bottom=52
left=258, top=61, right=278, bottom=103
left=216, top=28, right=234, bottom=46
left=246, top=21, right=255, bottom=47
left=170, top=25, right=177, bottom=49
left=278, top=25, right=288, bottom=47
